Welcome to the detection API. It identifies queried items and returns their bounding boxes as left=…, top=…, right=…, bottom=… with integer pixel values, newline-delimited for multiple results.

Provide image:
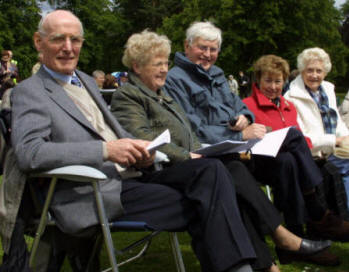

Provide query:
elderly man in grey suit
left=9, top=10, right=258, bottom=272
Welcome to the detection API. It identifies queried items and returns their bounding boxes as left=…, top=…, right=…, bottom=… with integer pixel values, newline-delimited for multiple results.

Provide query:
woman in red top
left=243, top=54, right=312, bottom=148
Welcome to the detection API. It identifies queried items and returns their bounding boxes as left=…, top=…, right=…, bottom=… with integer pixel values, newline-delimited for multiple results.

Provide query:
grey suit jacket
left=10, top=67, right=132, bottom=234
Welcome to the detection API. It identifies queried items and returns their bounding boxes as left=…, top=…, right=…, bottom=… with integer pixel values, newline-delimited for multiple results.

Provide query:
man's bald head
left=38, top=10, right=84, bottom=37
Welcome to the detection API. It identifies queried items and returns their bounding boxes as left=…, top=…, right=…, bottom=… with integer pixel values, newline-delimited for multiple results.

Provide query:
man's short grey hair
left=38, top=10, right=84, bottom=37
left=297, top=47, right=332, bottom=74
left=186, top=21, right=222, bottom=49
left=92, top=70, right=105, bottom=78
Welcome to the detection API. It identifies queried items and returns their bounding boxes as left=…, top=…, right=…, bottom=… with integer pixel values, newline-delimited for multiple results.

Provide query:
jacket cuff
left=102, top=142, right=108, bottom=161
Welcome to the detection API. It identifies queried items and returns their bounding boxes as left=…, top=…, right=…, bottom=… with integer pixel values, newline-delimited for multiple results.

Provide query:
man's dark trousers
left=119, top=158, right=256, bottom=272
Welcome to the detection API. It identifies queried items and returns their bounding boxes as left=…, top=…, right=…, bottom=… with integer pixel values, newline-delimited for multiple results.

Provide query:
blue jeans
left=328, top=154, right=349, bottom=209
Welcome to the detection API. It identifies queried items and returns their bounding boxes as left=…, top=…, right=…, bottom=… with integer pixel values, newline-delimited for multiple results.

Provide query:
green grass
left=2, top=231, right=349, bottom=272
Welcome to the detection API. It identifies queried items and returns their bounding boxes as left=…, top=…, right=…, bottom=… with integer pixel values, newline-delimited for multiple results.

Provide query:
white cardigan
left=284, top=75, right=349, bottom=157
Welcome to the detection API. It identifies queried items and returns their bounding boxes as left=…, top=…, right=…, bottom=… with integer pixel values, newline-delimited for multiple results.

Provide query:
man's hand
left=241, top=123, right=267, bottom=140
left=229, top=115, right=250, bottom=131
left=106, top=138, right=154, bottom=168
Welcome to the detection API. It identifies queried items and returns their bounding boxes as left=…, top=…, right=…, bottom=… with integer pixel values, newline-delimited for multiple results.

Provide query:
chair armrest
left=30, top=165, right=107, bottom=182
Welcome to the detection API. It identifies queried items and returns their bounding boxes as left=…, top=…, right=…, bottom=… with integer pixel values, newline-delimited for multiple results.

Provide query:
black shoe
left=276, top=239, right=339, bottom=266
left=276, top=247, right=340, bottom=266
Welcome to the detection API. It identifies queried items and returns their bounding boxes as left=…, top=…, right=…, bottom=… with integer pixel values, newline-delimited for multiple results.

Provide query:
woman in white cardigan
left=285, top=47, right=349, bottom=211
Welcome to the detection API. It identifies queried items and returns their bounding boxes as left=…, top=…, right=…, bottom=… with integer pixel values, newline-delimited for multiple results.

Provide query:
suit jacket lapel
left=37, top=68, right=103, bottom=139
left=76, top=70, right=127, bottom=139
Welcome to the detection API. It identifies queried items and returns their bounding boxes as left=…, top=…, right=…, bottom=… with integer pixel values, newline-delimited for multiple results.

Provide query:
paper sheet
left=250, top=127, right=291, bottom=157
left=147, top=129, right=171, bottom=153
left=194, top=127, right=291, bottom=157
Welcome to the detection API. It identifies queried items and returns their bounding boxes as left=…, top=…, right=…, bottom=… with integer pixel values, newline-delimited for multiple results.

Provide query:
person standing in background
left=0, top=50, right=19, bottom=87
left=228, top=74, right=239, bottom=96
left=238, top=70, right=249, bottom=98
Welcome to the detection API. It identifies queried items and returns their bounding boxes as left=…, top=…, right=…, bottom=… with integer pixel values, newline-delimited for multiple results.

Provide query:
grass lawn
left=2, top=231, right=349, bottom=272
left=98, top=233, right=349, bottom=272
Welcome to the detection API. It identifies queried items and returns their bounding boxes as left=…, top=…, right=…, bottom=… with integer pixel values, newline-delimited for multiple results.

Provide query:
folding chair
left=26, top=165, right=186, bottom=272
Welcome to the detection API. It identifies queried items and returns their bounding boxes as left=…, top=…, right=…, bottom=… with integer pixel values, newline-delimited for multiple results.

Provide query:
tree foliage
left=0, top=0, right=348, bottom=86
left=0, top=0, right=41, bottom=79
left=161, top=0, right=347, bottom=82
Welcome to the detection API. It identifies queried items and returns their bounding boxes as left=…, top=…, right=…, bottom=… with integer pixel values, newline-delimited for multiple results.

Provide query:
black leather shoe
left=276, top=239, right=339, bottom=266
left=276, top=247, right=340, bottom=266
left=297, top=239, right=331, bottom=254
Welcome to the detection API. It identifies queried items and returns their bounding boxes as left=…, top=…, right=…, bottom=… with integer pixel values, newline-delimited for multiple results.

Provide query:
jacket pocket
left=191, top=88, right=209, bottom=107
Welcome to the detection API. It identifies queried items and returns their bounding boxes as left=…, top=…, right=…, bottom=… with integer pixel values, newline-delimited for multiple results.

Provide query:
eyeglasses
left=47, top=34, right=85, bottom=48
left=151, top=60, right=172, bottom=68
left=195, top=44, right=219, bottom=54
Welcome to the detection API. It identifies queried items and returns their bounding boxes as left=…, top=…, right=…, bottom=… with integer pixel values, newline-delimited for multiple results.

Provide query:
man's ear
left=184, top=40, right=189, bottom=50
left=184, top=40, right=191, bottom=55
left=33, top=32, right=42, bottom=52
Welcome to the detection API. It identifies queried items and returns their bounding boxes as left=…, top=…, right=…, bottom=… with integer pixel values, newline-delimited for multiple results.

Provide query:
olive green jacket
left=110, top=72, right=201, bottom=164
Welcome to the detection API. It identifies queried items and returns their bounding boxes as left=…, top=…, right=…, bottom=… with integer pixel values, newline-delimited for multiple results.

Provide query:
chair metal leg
left=266, top=185, right=272, bottom=201
left=169, top=232, right=186, bottom=272
left=29, top=177, right=57, bottom=269
left=92, top=181, right=119, bottom=272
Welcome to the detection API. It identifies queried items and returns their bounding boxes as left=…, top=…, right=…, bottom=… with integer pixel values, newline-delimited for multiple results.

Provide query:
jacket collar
left=128, top=71, right=173, bottom=104
left=252, top=83, right=291, bottom=111
left=128, top=71, right=192, bottom=127
left=288, top=74, right=314, bottom=101
left=173, top=52, right=225, bottom=84
left=36, top=66, right=124, bottom=139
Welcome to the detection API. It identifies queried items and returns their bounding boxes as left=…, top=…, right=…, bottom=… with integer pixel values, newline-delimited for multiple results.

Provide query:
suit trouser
left=119, top=158, right=256, bottom=272
left=252, top=127, right=323, bottom=226
left=219, top=159, right=282, bottom=270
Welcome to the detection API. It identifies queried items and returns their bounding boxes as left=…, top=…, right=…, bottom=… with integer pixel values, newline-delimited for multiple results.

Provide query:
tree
left=108, top=0, right=185, bottom=71
left=1, top=0, right=346, bottom=84
left=161, top=0, right=348, bottom=83
left=42, top=0, right=127, bottom=74
left=0, top=0, right=41, bottom=79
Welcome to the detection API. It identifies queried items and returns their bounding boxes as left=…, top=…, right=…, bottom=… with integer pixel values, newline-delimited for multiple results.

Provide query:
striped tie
left=71, top=75, right=82, bottom=87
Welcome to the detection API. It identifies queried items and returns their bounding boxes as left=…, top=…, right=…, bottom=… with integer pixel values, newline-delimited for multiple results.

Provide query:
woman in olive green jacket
left=111, top=71, right=201, bottom=165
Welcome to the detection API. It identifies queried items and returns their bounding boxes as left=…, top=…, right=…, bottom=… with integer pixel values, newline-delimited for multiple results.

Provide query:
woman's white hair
left=122, top=29, right=171, bottom=69
left=186, top=21, right=222, bottom=49
left=297, top=47, right=332, bottom=74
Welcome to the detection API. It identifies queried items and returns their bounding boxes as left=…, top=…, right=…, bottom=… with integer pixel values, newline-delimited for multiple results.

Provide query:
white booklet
left=194, top=127, right=291, bottom=157
left=147, top=129, right=171, bottom=153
